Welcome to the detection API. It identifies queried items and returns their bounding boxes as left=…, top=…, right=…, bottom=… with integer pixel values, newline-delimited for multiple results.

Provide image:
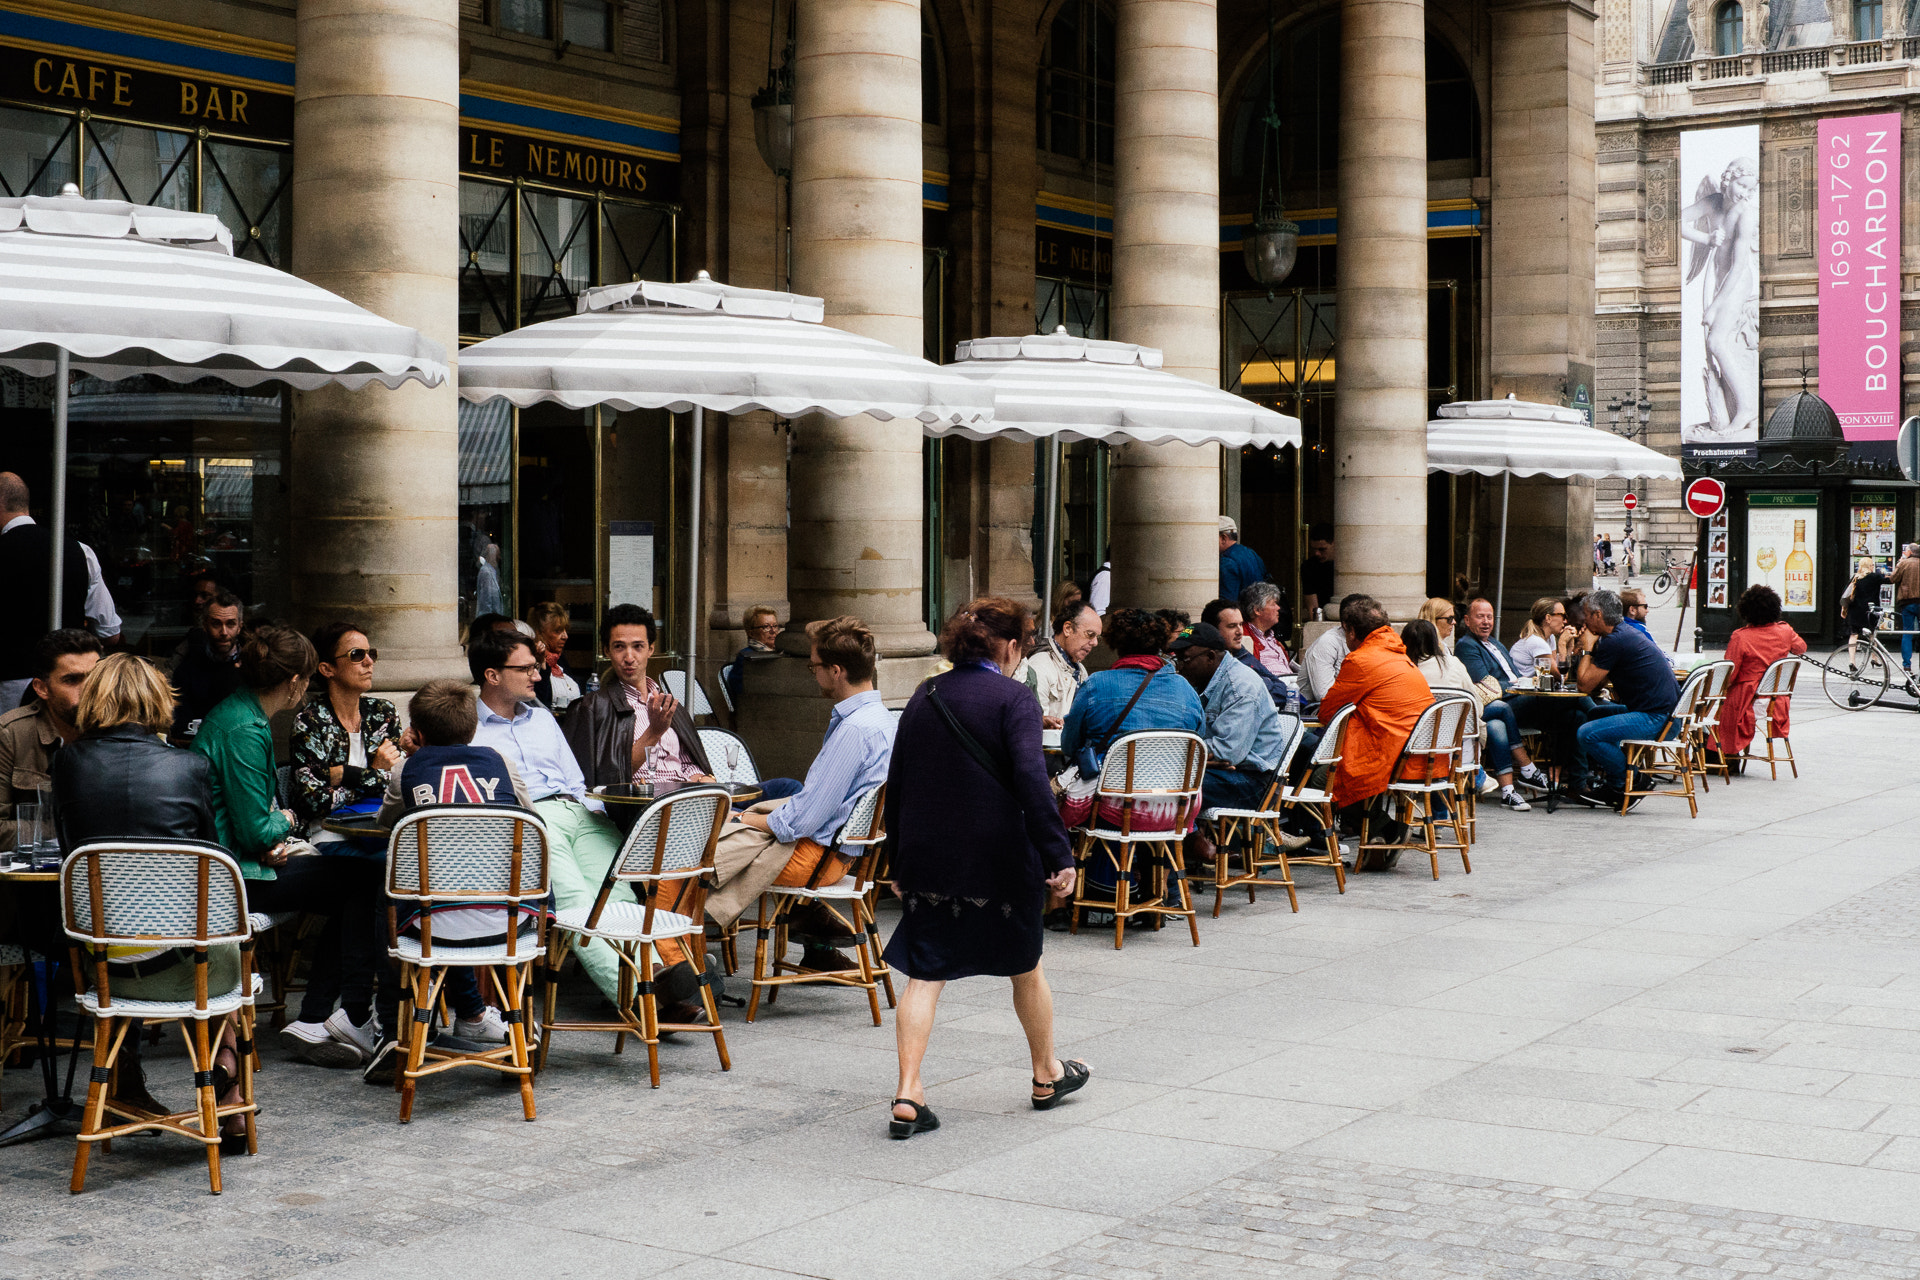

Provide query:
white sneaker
left=453, top=1006, right=512, bottom=1044
left=1476, top=774, right=1501, bottom=798
left=1516, top=765, right=1551, bottom=793
left=1499, top=788, right=1532, bottom=813
left=279, top=1019, right=363, bottom=1069
left=324, top=1008, right=382, bottom=1062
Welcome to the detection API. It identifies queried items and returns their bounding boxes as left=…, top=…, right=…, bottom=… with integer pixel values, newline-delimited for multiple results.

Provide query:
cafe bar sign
left=461, top=125, right=680, bottom=203
left=0, top=42, right=292, bottom=140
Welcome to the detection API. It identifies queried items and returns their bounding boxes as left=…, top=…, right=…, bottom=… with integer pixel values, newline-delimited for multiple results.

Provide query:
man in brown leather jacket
left=561, top=603, right=715, bottom=788
left=0, top=628, right=101, bottom=854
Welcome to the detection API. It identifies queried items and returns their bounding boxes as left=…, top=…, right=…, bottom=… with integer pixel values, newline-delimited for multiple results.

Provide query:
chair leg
left=861, top=903, right=896, bottom=1008
left=1111, top=846, right=1130, bottom=951
left=69, top=1016, right=118, bottom=1195
left=535, top=949, right=562, bottom=1073
left=745, top=897, right=771, bottom=1023
left=238, top=1006, right=258, bottom=1156
left=852, top=912, right=883, bottom=1027
left=637, top=944, right=661, bottom=1089
left=398, top=966, right=432, bottom=1123
left=191, top=1017, right=221, bottom=1195
left=503, top=964, right=536, bottom=1121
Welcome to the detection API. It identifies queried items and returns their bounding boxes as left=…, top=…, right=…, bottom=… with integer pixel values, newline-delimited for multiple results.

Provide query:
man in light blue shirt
left=467, top=629, right=646, bottom=1008
left=660, top=616, right=895, bottom=977
left=1171, top=622, right=1290, bottom=812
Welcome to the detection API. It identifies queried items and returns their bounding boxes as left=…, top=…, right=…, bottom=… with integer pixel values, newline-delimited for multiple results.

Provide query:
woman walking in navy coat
left=882, top=596, right=1088, bottom=1138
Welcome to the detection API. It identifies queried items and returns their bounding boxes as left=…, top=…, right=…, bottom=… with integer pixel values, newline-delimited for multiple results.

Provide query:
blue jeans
left=1481, top=701, right=1519, bottom=775
left=1902, top=602, right=1920, bottom=668
left=1576, top=710, right=1670, bottom=788
left=750, top=777, right=803, bottom=806
left=1202, top=766, right=1269, bottom=812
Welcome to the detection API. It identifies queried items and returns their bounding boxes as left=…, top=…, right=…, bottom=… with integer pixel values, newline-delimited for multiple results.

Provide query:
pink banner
left=1819, top=112, right=1902, bottom=440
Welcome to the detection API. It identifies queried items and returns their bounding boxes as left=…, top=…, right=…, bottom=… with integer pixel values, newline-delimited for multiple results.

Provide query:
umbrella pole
left=1041, top=438, right=1060, bottom=619
left=1494, top=472, right=1510, bottom=638
left=686, top=405, right=703, bottom=709
left=49, top=348, right=68, bottom=633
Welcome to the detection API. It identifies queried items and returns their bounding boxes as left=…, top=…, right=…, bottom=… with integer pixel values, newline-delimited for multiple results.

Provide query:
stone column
left=1108, top=0, right=1221, bottom=619
left=1333, top=0, right=1428, bottom=619
left=290, top=0, right=462, bottom=687
left=745, top=0, right=933, bottom=773
left=1490, top=0, right=1598, bottom=623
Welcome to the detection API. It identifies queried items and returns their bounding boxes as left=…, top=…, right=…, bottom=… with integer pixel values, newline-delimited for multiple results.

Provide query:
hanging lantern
left=1242, top=0, right=1297, bottom=290
left=751, top=70, right=793, bottom=176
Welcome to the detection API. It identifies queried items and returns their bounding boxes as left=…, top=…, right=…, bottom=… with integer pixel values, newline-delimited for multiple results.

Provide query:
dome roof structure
left=1759, top=389, right=1847, bottom=463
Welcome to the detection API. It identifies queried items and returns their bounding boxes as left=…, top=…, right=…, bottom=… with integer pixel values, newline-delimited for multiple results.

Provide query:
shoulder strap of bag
left=1095, top=667, right=1157, bottom=756
left=926, top=678, right=1019, bottom=798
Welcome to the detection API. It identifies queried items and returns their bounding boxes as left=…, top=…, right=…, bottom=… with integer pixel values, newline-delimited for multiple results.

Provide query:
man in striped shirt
left=650, top=616, right=895, bottom=1001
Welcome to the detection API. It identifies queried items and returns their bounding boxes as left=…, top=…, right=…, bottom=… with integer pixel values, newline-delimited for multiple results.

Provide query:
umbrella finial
left=58, top=183, right=79, bottom=197
left=696, top=269, right=712, bottom=282
left=1054, top=326, right=1068, bottom=335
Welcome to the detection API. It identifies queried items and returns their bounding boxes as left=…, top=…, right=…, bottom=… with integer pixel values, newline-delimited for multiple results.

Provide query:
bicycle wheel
left=1822, top=641, right=1891, bottom=710
left=1651, top=570, right=1673, bottom=598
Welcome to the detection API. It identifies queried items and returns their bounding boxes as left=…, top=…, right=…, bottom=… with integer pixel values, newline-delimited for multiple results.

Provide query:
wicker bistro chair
left=539, top=786, right=730, bottom=1088
left=0, top=943, right=27, bottom=1110
left=1450, top=696, right=1485, bottom=846
left=1195, top=718, right=1308, bottom=917
left=386, top=807, right=550, bottom=1122
left=1278, top=705, right=1355, bottom=893
left=717, top=663, right=736, bottom=714
left=745, top=783, right=895, bottom=1024
left=1687, top=660, right=1736, bottom=790
left=697, top=727, right=762, bottom=786
left=61, top=839, right=260, bottom=1195
left=1357, top=698, right=1475, bottom=879
left=661, top=669, right=716, bottom=720
left=1744, top=656, right=1804, bottom=780
left=1619, top=666, right=1714, bottom=818
left=1070, top=731, right=1209, bottom=949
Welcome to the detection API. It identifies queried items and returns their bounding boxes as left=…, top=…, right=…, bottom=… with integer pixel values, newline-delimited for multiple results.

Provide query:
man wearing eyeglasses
left=1015, top=600, right=1102, bottom=728
left=725, top=604, right=783, bottom=711
left=467, top=627, right=643, bottom=1010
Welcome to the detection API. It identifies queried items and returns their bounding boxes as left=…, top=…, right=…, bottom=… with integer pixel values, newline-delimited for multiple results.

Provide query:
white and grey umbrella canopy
left=0, top=187, right=448, bottom=390
left=1427, top=396, right=1683, bottom=481
left=942, top=328, right=1302, bottom=450
left=456, top=274, right=995, bottom=427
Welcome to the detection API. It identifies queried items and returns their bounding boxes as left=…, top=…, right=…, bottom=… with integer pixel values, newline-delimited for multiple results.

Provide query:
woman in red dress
left=1715, top=584, right=1807, bottom=768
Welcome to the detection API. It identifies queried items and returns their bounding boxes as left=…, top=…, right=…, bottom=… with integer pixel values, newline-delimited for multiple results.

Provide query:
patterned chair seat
left=552, top=902, right=698, bottom=943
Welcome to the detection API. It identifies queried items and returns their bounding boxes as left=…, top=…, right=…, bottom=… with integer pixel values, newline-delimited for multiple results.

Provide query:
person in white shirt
left=1015, top=600, right=1102, bottom=727
left=1508, top=597, right=1568, bottom=677
left=1087, top=555, right=1111, bottom=617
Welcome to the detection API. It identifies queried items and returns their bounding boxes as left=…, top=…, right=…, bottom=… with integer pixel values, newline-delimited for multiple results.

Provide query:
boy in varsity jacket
left=367, top=678, right=539, bottom=1074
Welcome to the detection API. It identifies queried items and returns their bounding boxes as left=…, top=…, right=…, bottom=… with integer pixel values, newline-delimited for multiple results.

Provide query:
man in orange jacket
left=1316, top=595, right=1434, bottom=851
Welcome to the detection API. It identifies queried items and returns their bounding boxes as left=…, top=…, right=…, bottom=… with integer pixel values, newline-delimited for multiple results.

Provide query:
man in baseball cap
left=1218, top=515, right=1269, bottom=604
left=1170, top=623, right=1288, bottom=816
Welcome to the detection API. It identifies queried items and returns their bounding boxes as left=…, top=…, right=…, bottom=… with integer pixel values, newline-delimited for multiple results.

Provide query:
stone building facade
left=1593, top=0, right=1920, bottom=567
left=1, top=0, right=1599, bottom=771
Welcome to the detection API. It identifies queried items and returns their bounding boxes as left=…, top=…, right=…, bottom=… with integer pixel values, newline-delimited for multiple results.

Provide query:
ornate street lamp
left=1242, top=0, right=1298, bottom=291
left=750, top=50, right=793, bottom=177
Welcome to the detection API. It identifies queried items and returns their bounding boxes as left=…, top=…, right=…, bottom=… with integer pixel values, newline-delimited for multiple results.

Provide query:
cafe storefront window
left=0, top=52, right=296, bottom=654
left=456, top=120, right=679, bottom=657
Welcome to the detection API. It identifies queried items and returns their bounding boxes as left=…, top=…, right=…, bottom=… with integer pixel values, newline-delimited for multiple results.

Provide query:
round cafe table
left=593, top=781, right=764, bottom=836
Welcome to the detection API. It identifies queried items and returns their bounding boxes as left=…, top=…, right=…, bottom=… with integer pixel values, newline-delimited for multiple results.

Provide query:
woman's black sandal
left=888, top=1098, right=939, bottom=1139
left=1031, top=1059, right=1090, bottom=1111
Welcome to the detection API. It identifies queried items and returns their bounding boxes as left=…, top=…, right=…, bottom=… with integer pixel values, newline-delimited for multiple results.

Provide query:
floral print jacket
left=290, top=693, right=401, bottom=823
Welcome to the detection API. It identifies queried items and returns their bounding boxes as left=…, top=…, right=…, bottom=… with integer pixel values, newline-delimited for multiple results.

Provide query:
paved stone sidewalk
left=5, top=693, right=1920, bottom=1280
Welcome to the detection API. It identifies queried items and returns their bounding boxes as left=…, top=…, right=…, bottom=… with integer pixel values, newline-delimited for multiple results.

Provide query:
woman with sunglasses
left=291, top=621, right=403, bottom=827
left=1417, top=598, right=1459, bottom=652
left=1509, top=597, right=1568, bottom=679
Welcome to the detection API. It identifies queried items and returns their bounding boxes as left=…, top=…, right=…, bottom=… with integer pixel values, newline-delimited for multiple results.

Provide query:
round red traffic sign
left=1684, top=476, right=1726, bottom=519
left=1622, top=492, right=1638, bottom=511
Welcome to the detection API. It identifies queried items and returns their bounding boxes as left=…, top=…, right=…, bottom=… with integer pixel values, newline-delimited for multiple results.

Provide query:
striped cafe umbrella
left=0, top=184, right=449, bottom=629
left=1428, top=395, right=1684, bottom=619
left=942, top=327, right=1302, bottom=615
left=457, top=271, right=996, bottom=696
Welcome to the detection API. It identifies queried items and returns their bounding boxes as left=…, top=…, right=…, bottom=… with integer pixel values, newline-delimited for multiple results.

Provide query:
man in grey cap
left=1218, top=516, right=1269, bottom=604
left=1170, top=622, right=1289, bottom=814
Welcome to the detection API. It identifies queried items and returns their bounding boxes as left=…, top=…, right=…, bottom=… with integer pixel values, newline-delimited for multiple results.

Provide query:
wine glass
left=1755, top=546, right=1777, bottom=586
left=725, top=742, right=742, bottom=778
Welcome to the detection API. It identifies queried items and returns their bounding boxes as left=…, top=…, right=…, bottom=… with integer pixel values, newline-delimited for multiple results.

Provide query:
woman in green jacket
left=194, top=625, right=377, bottom=1069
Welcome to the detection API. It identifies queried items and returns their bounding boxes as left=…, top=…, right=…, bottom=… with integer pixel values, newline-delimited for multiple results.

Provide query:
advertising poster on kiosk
left=1819, top=112, right=1903, bottom=440
left=1679, top=125, right=1762, bottom=462
left=1747, top=493, right=1819, bottom=614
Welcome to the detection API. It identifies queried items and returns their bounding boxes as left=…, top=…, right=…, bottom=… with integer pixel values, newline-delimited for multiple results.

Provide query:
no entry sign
left=1622, top=492, right=1638, bottom=511
left=1684, top=477, right=1726, bottom=519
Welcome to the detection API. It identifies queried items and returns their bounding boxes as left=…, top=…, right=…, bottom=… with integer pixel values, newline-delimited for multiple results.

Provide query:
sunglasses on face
left=334, top=648, right=377, bottom=663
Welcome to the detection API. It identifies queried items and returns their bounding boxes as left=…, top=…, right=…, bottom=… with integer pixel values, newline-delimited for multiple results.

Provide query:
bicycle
left=1648, top=550, right=1686, bottom=601
left=1819, top=605, right=1920, bottom=710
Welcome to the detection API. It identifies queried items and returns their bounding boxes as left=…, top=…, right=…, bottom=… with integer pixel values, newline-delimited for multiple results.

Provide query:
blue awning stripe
left=0, top=9, right=294, bottom=84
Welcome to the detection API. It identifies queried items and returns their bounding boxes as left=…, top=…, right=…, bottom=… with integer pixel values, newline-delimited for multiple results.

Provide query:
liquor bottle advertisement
left=1746, top=493, right=1819, bottom=613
